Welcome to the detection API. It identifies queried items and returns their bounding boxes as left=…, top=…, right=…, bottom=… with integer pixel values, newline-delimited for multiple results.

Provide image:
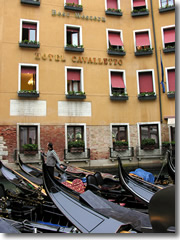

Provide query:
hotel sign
left=35, top=53, right=122, bottom=66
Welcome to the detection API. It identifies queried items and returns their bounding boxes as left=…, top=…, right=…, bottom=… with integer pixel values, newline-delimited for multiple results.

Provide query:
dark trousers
left=46, top=166, right=54, bottom=177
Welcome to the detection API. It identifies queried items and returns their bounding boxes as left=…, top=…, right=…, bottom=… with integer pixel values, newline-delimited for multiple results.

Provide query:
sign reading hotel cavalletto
left=35, top=53, right=122, bottom=66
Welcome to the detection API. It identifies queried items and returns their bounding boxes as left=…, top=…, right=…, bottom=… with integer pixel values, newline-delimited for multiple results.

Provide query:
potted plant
left=138, top=92, right=156, bottom=100
left=68, top=140, right=85, bottom=153
left=105, top=8, right=122, bottom=16
left=141, top=138, right=156, bottom=150
left=113, top=141, right=128, bottom=151
left=22, top=144, right=38, bottom=155
left=110, top=92, right=128, bottom=101
left=131, top=8, right=149, bottom=17
left=135, top=47, right=153, bottom=56
left=65, top=44, right=84, bottom=52
left=18, top=90, right=39, bottom=98
left=64, top=2, right=83, bottom=12
left=108, top=47, right=126, bottom=56
left=167, top=91, right=175, bottom=98
left=66, top=91, right=86, bottom=99
left=19, top=40, right=40, bottom=48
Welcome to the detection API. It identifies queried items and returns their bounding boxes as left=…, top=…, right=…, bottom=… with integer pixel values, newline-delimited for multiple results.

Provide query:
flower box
left=138, top=94, right=156, bottom=101
left=135, top=50, right=153, bottom=56
left=163, top=48, right=175, bottom=53
left=141, top=145, right=155, bottom=150
left=105, top=10, right=123, bottom=16
left=114, top=146, right=128, bottom=151
left=66, top=94, right=86, bottom=99
left=23, top=150, right=38, bottom=155
left=110, top=95, right=128, bottom=101
left=18, top=91, right=39, bottom=98
left=159, top=6, right=175, bottom=13
left=64, top=5, right=83, bottom=12
left=131, top=10, right=149, bottom=17
left=70, top=147, right=84, bottom=153
left=21, top=0, right=40, bottom=6
left=167, top=92, right=175, bottom=99
left=19, top=42, right=40, bottom=48
left=108, top=50, right=126, bottom=56
left=64, top=46, right=84, bottom=52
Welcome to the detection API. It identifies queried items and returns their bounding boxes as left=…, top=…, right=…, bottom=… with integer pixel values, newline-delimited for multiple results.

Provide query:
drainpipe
left=150, top=0, right=163, bottom=123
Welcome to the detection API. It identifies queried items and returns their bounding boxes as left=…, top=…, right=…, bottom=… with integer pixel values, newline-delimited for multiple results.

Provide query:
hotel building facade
left=0, top=0, right=175, bottom=169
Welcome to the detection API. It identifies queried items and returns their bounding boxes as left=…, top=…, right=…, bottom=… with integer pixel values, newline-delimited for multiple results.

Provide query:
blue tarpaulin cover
left=130, top=168, right=155, bottom=183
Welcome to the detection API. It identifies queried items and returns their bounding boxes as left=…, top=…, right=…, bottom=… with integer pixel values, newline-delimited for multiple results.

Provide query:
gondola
left=42, top=155, right=152, bottom=233
left=0, top=160, right=46, bottom=198
left=117, top=157, right=162, bottom=205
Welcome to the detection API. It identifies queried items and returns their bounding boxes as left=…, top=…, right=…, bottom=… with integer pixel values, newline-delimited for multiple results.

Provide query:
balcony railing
left=64, top=148, right=90, bottom=163
left=110, top=147, right=134, bottom=161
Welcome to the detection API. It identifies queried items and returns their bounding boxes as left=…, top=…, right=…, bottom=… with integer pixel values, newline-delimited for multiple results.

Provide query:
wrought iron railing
left=109, top=147, right=134, bottom=160
left=64, top=148, right=90, bottom=163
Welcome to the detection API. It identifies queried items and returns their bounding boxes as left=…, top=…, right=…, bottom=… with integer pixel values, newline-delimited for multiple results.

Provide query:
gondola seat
left=94, top=172, right=121, bottom=190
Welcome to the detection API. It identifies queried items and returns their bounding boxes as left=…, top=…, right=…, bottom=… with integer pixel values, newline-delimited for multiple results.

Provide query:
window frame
left=17, top=123, right=40, bottom=154
left=105, top=0, right=121, bottom=11
left=106, top=28, right=124, bottom=50
left=65, top=123, right=87, bottom=150
left=131, top=0, right=148, bottom=11
left=109, top=69, right=127, bottom=96
left=65, top=66, right=84, bottom=94
left=133, top=29, right=152, bottom=52
left=136, top=69, right=156, bottom=95
left=110, top=123, right=130, bottom=148
left=161, top=25, right=175, bottom=49
left=159, top=0, right=175, bottom=8
left=137, top=122, right=161, bottom=149
left=20, top=19, right=39, bottom=43
left=165, top=67, right=175, bottom=93
left=64, top=24, right=83, bottom=47
left=18, top=63, right=39, bottom=92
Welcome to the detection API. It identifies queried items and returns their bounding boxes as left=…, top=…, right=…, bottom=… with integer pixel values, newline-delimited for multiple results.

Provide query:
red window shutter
left=111, top=72, right=125, bottom=88
left=67, top=70, right=81, bottom=81
left=136, top=32, right=150, bottom=46
left=21, top=67, right=36, bottom=74
left=22, top=23, right=37, bottom=30
left=66, top=0, right=78, bottom=4
left=139, top=72, right=153, bottom=92
left=67, top=28, right=79, bottom=33
left=107, top=0, right=118, bottom=9
left=164, top=28, right=175, bottom=43
left=133, top=0, right=146, bottom=7
left=109, top=32, right=123, bottom=46
left=168, top=69, right=175, bottom=91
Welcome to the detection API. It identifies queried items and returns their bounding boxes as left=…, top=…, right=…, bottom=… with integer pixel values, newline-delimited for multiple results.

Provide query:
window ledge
left=64, top=6, right=83, bottom=12
left=105, top=10, right=123, bottom=16
left=66, top=94, right=86, bottom=99
left=167, top=93, right=175, bottom=98
left=110, top=95, right=128, bottom=101
left=108, top=50, right=126, bottom=56
left=131, top=10, right=149, bottom=17
left=138, top=95, right=156, bottom=100
left=135, top=50, right=153, bottom=56
left=64, top=47, right=84, bottom=52
left=159, top=6, right=175, bottom=13
left=20, top=0, right=40, bottom=6
left=18, top=92, right=39, bottom=98
left=163, top=48, right=175, bottom=53
left=19, top=42, right=40, bottom=48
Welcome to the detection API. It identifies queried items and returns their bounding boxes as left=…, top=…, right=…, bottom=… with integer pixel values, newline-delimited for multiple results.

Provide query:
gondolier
left=41, top=142, right=61, bottom=177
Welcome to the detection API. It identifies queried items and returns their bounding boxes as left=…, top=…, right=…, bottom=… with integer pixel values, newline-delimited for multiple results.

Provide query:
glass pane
left=75, top=127, right=83, bottom=140
left=161, top=0, right=167, bottom=7
left=67, top=127, right=74, bottom=141
left=72, top=33, right=78, bottom=46
left=73, top=81, right=79, bottom=92
left=29, top=127, right=36, bottom=144
left=141, top=126, right=149, bottom=139
left=168, top=0, right=174, bottom=6
left=20, top=127, right=28, bottom=149
left=29, top=30, right=36, bottom=41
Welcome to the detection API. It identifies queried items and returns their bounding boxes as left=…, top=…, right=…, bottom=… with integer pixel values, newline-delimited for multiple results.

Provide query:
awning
left=109, top=32, right=123, bottom=46
left=22, top=23, right=37, bottom=30
left=136, top=32, right=150, bottom=46
left=168, top=69, right=175, bottom=92
left=66, top=0, right=78, bottom=4
left=133, top=0, right=146, bottom=7
left=111, top=73, right=125, bottom=88
left=67, top=70, right=80, bottom=81
left=21, top=67, right=36, bottom=74
left=107, top=0, right=118, bottom=9
left=168, top=118, right=175, bottom=127
left=164, top=28, right=175, bottom=43
left=139, top=72, right=153, bottom=92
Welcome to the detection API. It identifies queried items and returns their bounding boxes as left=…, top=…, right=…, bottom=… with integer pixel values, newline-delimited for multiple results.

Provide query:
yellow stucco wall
left=0, top=0, right=175, bottom=126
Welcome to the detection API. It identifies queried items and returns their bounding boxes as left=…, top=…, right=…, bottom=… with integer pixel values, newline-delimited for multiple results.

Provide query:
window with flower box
left=18, top=64, right=39, bottom=97
left=159, top=0, right=175, bottom=12
left=109, top=70, right=128, bottom=100
left=139, top=123, right=160, bottom=150
left=64, top=25, right=83, bottom=52
left=162, top=26, right=175, bottom=53
left=166, top=67, right=175, bottom=98
left=65, top=67, right=85, bottom=99
left=131, top=0, right=149, bottom=16
left=19, top=19, right=40, bottom=48
left=137, top=70, right=156, bottom=100
left=67, top=125, right=85, bottom=152
left=112, top=125, right=129, bottom=151
left=134, top=30, right=153, bottom=55
left=105, top=0, right=122, bottom=16
left=107, top=29, right=125, bottom=55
